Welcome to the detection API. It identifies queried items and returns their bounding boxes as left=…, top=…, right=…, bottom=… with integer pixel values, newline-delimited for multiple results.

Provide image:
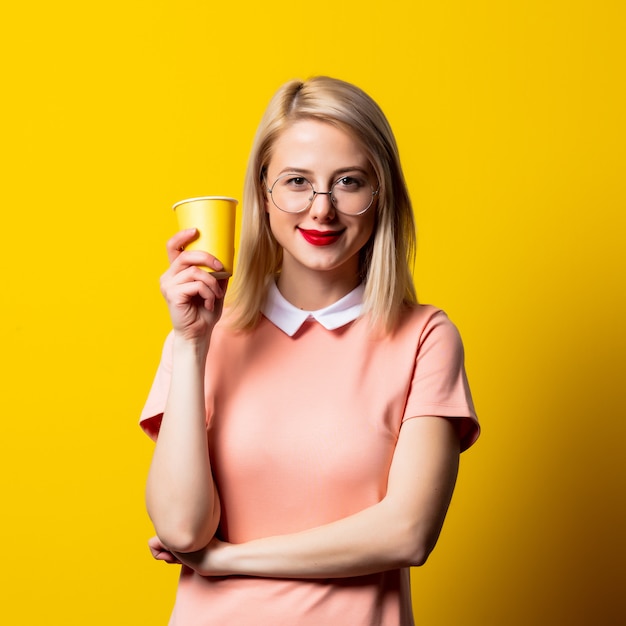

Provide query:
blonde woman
left=141, top=76, right=479, bottom=625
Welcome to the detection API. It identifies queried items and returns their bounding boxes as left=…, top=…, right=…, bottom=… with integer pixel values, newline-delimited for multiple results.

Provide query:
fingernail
left=213, top=259, right=224, bottom=270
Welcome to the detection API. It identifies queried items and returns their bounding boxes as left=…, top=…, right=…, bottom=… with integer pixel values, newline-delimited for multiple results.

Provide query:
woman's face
left=264, top=119, right=377, bottom=285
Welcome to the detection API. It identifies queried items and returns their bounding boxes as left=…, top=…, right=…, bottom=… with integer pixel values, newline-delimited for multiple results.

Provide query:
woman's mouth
left=298, top=228, right=345, bottom=246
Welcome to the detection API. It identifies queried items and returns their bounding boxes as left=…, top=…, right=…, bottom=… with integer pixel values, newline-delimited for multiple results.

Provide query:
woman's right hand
left=160, top=229, right=229, bottom=343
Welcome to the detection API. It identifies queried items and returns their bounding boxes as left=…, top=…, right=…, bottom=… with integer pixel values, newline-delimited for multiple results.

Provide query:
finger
left=154, top=550, right=181, bottom=565
left=150, top=547, right=181, bottom=564
left=162, top=261, right=225, bottom=299
left=172, top=266, right=226, bottom=299
left=205, top=278, right=230, bottom=314
left=148, top=537, right=182, bottom=564
left=166, top=229, right=199, bottom=263
left=148, top=536, right=166, bottom=551
left=170, top=250, right=225, bottom=275
left=173, top=281, right=220, bottom=310
left=161, top=278, right=225, bottom=318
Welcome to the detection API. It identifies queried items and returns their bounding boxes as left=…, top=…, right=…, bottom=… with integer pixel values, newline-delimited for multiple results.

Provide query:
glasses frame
left=266, top=173, right=379, bottom=216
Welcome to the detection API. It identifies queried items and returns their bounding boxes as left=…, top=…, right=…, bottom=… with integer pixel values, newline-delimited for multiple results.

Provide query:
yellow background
left=2, top=1, right=624, bottom=624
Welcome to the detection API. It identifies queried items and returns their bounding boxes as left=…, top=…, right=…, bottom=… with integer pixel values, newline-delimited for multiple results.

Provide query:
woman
left=141, top=76, right=479, bottom=625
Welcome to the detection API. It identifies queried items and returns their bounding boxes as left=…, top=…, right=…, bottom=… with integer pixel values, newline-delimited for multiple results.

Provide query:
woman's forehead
left=267, top=120, right=373, bottom=175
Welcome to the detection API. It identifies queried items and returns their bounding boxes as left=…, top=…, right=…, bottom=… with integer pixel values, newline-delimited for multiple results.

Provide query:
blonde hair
left=228, top=76, right=417, bottom=333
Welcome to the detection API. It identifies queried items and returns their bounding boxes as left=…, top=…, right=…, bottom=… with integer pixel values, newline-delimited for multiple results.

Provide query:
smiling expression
left=264, top=119, right=378, bottom=287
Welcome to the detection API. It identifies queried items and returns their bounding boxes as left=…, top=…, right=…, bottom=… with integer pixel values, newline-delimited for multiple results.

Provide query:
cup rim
left=172, top=196, right=238, bottom=210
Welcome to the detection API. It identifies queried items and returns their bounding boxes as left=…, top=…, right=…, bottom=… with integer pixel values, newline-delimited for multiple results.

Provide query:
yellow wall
left=2, top=1, right=624, bottom=624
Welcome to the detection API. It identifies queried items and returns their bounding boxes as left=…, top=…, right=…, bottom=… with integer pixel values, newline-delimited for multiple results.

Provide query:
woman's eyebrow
left=276, top=166, right=369, bottom=177
left=276, top=167, right=314, bottom=176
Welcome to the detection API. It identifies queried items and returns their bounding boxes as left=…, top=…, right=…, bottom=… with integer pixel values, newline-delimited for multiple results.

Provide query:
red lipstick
left=298, top=228, right=345, bottom=246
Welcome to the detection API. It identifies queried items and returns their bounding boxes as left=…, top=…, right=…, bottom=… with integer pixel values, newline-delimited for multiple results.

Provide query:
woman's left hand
left=148, top=536, right=182, bottom=565
left=148, top=536, right=231, bottom=576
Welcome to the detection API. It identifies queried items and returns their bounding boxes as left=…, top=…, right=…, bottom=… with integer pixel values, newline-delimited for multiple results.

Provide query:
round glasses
left=267, top=174, right=379, bottom=216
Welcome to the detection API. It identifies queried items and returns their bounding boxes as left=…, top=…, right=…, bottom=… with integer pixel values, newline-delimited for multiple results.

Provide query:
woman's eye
left=336, top=176, right=363, bottom=190
left=286, top=177, right=309, bottom=189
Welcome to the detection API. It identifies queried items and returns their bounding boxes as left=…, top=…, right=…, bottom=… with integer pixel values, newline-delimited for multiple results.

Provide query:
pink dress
left=141, top=292, right=479, bottom=625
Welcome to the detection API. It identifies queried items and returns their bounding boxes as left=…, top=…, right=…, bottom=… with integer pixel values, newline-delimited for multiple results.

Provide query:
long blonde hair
left=228, top=76, right=417, bottom=333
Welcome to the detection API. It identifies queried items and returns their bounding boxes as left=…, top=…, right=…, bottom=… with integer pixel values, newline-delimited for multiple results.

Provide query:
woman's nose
left=309, top=191, right=335, bottom=220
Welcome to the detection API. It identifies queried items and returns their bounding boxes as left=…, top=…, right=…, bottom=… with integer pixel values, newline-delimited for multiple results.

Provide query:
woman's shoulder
left=393, top=302, right=464, bottom=345
left=399, top=302, right=450, bottom=328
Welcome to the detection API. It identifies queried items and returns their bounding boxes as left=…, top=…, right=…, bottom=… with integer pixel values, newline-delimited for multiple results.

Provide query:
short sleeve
left=403, top=311, right=480, bottom=452
left=139, top=331, right=175, bottom=440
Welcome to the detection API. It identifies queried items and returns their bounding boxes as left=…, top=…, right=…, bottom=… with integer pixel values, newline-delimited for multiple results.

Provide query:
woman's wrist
left=173, top=538, right=238, bottom=577
left=172, top=331, right=211, bottom=363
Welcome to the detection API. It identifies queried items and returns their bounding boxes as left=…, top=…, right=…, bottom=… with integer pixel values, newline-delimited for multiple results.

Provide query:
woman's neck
left=276, top=269, right=361, bottom=311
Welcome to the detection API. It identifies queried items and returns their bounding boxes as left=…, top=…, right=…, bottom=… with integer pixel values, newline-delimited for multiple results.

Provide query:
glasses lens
left=270, top=176, right=314, bottom=213
left=330, top=176, right=376, bottom=215
left=270, top=174, right=376, bottom=214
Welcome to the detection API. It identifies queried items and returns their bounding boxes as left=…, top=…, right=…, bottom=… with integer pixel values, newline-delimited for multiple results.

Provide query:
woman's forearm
left=176, top=417, right=460, bottom=579
left=145, top=334, right=220, bottom=553
left=216, top=499, right=431, bottom=578
left=174, top=490, right=446, bottom=580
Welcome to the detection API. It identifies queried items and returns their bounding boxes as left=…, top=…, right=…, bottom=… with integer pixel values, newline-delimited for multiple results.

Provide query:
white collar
left=262, top=281, right=365, bottom=336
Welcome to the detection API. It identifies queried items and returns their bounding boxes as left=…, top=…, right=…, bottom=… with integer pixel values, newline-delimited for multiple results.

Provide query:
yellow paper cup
left=173, top=196, right=238, bottom=278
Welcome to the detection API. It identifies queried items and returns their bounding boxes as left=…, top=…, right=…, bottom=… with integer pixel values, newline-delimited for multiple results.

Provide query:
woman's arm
left=145, top=229, right=226, bottom=553
left=159, top=415, right=460, bottom=577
